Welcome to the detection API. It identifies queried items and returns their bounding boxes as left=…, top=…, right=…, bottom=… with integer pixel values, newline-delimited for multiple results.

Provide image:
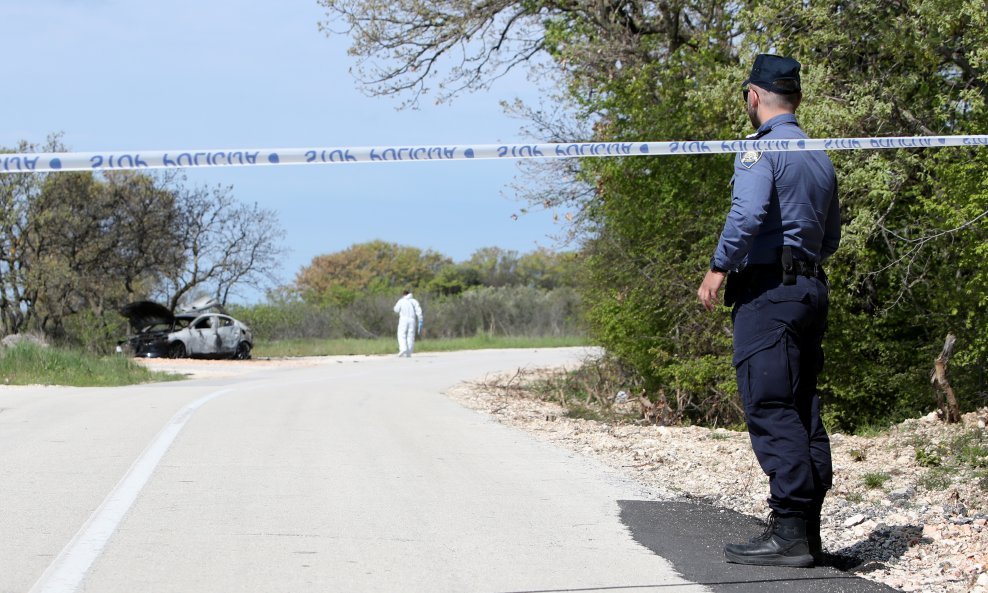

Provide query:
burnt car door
left=215, top=315, right=240, bottom=354
left=188, top=315, right=222, bottom=355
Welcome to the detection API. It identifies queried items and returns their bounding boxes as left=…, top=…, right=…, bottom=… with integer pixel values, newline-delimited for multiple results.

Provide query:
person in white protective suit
left=393, top=290, right=423, bottom=357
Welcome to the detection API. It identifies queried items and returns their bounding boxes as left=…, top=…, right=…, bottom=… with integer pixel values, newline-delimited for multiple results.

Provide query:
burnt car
left=118, top=300, right=253, bottom=359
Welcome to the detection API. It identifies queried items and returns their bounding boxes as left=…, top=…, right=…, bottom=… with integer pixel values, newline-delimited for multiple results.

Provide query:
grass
left=525, top=355, right=643, bottom=423
left=0, top=343, right=182, bottom=387
left=862, top=472, right=891, bottom=489
left=565, top=402, right=605, bottom=421
left=253, top=335, right=591, bottom=358
left=914, top=447, right=942, bottom=467
left=920, top=468, right=952, bottom=491
left=950, top=430, right=988, bottom=468
left=910, top=429, right=988, bottom=492
left=0, top=336, right=588, bottom=387
left=854, top=423, right=892, bottom=438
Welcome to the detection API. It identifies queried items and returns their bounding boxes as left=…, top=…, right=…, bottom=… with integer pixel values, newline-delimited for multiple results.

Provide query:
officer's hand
left=697, top=270, right=726, bottom=312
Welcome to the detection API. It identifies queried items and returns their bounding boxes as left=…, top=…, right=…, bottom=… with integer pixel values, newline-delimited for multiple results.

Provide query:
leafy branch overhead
left=317, top=0, right=724, bottom=106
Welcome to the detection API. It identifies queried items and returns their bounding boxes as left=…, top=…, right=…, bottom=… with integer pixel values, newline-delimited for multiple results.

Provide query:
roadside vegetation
left=238, top=243, right=588, bottom=357
left=255, top=335, right=589, bottom=358
left=317, top=0, right=987, bottom=433
left=0, top=343, right=180, bottom=387
left=477, top=362, right=988, bottom=500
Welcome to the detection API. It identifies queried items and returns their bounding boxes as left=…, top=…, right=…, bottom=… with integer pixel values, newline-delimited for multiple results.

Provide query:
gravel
left=447, top=368, right=988, bottom=593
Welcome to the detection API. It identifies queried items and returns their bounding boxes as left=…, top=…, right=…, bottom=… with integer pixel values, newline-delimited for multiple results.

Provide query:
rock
left=923, top=524, right=941, bottom=541
left=0, top=333, right=48, bottom=349
left=844, top=513, right=867, bottom=528
left=890, top=487, right=915, bottom=502
left=943, top=504, right=969, bottom=518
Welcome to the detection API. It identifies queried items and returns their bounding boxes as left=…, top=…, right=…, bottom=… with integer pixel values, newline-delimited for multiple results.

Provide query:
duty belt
left=746, top=246, right=823, bottom=285
left=743, top=261, right=821, bottom=277
left=723, top=247, right=826, bottom=306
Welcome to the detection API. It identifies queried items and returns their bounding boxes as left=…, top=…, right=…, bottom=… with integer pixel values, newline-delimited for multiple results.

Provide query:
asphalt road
left=0, top=349, right=894, bottom=593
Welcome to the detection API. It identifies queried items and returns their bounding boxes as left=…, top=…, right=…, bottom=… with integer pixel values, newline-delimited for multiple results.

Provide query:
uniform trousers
left=731, top=268, right=833, bottom=516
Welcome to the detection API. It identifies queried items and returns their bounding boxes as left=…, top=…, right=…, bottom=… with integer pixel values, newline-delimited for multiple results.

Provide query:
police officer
left=697, top=54, right=841, bottom=567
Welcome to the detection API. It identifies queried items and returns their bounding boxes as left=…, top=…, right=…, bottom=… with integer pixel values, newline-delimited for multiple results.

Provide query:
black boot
left=725, top=512, right=815, bottom=567
left=806, top=502, right=824, bottom=565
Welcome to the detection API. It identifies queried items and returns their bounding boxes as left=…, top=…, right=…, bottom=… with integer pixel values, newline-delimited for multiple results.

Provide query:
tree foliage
left=259, top=243, right=583, bottom=342
left=321, top=0, right=988, bottom=429
left=296, top=240, right=453, bottom=305
left=26, top=171, right=183, bottom=336
left=295, top=242, right=580, bottom=303
left=739, top=0, right=988, bottom=428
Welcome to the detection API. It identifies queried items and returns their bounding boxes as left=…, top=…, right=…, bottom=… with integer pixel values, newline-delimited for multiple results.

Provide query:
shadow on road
left=618, top=500, right=900, bottom=593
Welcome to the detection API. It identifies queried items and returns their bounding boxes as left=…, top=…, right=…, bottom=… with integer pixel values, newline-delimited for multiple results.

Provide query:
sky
left=0, top=0, right=571, bottom=302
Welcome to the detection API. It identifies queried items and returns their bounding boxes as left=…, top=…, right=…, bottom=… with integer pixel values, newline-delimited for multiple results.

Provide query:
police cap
left=743, top=54, right=801, bottom=94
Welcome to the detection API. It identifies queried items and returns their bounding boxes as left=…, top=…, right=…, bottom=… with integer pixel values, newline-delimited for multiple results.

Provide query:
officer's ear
left=749, top=86, right=763, bottom=106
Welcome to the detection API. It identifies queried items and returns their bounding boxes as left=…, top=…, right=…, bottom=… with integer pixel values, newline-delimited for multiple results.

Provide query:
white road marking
left=28, top=388, right=234, bottom=593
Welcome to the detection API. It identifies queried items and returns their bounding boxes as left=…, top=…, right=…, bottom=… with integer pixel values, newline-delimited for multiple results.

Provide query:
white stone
left=844, top=514, right=867, bottom=528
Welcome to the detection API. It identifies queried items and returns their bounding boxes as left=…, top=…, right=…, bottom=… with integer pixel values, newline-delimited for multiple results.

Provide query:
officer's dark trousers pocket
left=738, top=332, right=818, bottom=513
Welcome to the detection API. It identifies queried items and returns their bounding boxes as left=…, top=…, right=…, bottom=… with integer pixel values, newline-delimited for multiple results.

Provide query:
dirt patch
left=448, top=369, right=988, bottom=593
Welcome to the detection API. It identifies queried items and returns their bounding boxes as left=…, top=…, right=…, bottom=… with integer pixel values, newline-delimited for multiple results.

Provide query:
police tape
left=2, top=134, right=987, bottom=174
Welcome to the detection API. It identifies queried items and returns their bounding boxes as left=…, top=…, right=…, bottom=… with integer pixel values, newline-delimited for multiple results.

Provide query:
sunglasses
left=742, top=86, right=750, bottom=102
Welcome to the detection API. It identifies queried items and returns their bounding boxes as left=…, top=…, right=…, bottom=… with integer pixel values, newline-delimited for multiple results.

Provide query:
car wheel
left=235, top=341, right=252, bottom=360
left=168, top=341, right=187, bottom=359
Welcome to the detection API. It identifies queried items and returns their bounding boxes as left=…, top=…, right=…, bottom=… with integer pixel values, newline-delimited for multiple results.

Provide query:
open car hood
left=119, top=301, right=174, bottom=329
left=176, top=296, right=226, bottom=315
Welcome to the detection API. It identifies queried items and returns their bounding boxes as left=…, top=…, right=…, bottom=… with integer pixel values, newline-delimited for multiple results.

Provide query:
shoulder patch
left=740, top=151, right=762, bottom=168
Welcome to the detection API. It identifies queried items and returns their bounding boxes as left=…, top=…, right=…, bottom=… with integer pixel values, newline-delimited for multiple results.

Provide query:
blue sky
left=0, top=0, right=569, bottom=301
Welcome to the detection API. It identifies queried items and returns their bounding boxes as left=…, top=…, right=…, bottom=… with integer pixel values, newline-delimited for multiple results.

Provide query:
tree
left=0, top=139, right=47, bottom=335
left=317, top=0, right=723, bottom=105
left=426, top=264, right=483, bottom=296
left=296, top=240, right=451, bottom=305
left=465, top=247, right=521, bottom=287
left=160, top=180, right=287, bottom=311
left=22, top=171, right=185, bottom=344
left=517, top=247, right=581, bottom=289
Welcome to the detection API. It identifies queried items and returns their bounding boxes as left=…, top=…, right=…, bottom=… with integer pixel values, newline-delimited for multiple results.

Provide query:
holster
left=781, top=245, right=797, bottom=286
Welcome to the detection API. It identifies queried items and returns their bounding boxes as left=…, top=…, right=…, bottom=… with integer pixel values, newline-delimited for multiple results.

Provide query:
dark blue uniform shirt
left=712, top=114, right=840, bottom=271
